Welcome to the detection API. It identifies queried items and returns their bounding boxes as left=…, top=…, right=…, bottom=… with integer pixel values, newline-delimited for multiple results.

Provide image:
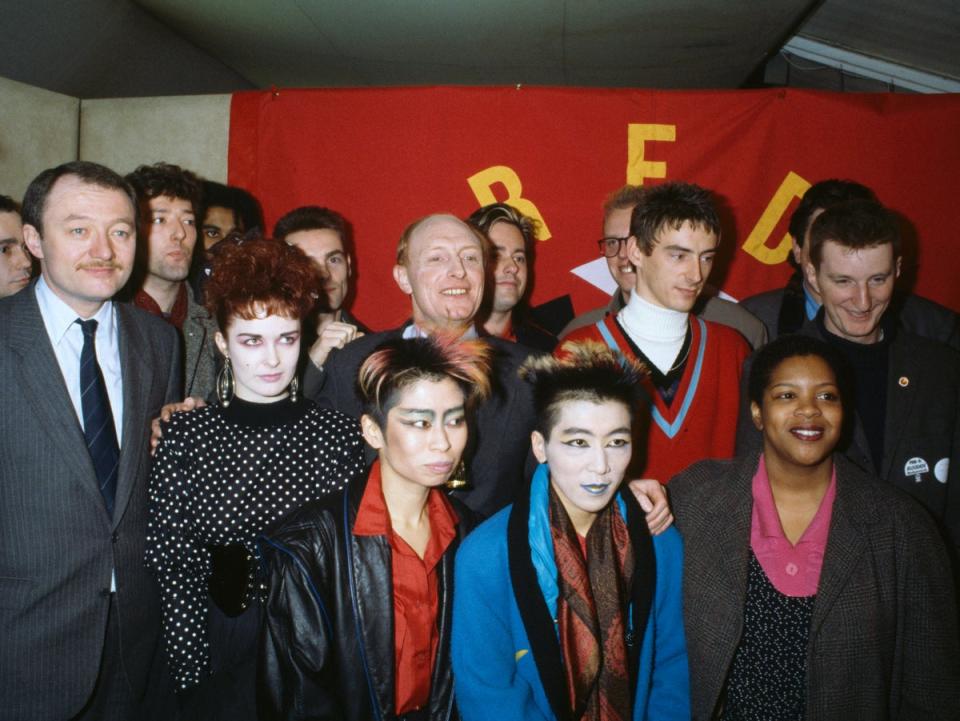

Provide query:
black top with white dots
left=145, top=396, right=366, bottom=689
left=720, top=552, right=815, bottom=720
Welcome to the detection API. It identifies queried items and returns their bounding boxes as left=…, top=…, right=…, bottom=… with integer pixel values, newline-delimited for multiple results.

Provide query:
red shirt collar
left=133, top=283, right=189, bottom=330
left=353, top=461, right=459, bottom=570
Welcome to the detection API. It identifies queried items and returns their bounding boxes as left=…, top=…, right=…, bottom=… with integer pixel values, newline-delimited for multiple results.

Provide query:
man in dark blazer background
left=0, top=161, right=181, bottom=720
left=740, top=178, right=959, bottom=350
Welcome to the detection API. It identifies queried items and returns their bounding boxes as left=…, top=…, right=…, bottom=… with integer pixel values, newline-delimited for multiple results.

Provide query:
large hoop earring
left=217, top=358, right=235, bottom=407
left=289, top=375, right=300, bottom=403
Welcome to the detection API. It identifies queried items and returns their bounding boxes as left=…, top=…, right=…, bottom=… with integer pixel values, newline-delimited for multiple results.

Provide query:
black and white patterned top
left=720, top=552, right=816, bottom=721
left=145, top=397, right=365, bottom=689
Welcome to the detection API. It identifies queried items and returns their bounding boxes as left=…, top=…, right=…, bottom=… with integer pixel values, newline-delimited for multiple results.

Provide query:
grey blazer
left=182, top=288, right=218, bottom=400
left=0, top=284, right=181, bottom=720
left=670, top=453, right=960, bottom=721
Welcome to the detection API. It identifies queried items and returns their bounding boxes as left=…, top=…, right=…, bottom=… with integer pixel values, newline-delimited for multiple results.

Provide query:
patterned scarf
left=549, top=485, right=634, bottom=721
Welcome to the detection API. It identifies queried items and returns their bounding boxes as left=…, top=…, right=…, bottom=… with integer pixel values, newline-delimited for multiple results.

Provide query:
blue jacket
left=452, top=464, right=690, bottom=721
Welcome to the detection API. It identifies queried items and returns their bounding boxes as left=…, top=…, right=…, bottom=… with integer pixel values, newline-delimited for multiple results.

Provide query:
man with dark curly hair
left=126, top=162, right=219, bottom=400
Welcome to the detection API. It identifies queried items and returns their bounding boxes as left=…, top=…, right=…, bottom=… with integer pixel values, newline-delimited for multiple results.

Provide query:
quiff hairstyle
left=788, top=179, right=876, bottom=248
left=21, top=161, right=137, bottom=237
left=807, top=199, right=900, bottom=270
left=603, top=185, right=647, bottom=221
left=520, top=341, right=647, bottom=440
left=629, top=181, right=721, bottom=255
left=204, top=236, right=321, bottom=331
left=465, top=203, right=538, bottom=255
left=395, top=214, right=490, bottom=266
left=358, top=335, right=492, bottom=427
left=126, top=163, right=202, bottom=215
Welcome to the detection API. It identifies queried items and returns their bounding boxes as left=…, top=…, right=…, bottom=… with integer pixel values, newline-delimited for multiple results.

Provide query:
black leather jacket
left=258, top=469, right=474, bottom=721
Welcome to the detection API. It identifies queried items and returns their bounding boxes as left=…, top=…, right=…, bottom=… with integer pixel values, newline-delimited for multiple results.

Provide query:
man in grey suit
left=0, top=161, right=181, bottom=720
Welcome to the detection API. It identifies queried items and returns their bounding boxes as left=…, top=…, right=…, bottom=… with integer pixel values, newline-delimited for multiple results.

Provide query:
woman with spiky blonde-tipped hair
left=261, top=335, right=491, bottom=721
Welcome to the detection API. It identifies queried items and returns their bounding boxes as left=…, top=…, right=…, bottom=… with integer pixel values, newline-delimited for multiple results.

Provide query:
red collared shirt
left=751, top=454, right=836, bottom=597
left=133, top=283, right=189, bottom=330
left=352, top=461, right=458, bottom=714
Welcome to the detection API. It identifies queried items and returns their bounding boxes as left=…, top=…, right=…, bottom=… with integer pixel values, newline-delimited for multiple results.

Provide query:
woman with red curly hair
left=145, top=237, right=366, bottom=720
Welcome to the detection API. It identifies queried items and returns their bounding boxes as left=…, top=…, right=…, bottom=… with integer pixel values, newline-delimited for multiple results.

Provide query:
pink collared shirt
left=751, top=455, right=836, bottom=597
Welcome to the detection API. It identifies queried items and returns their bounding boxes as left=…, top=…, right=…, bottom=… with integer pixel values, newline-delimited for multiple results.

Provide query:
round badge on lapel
left=898, top=376, right=909, bottom=388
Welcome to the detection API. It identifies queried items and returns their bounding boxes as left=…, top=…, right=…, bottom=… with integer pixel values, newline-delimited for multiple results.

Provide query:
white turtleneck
left=616, top=292, right=689, bottom=374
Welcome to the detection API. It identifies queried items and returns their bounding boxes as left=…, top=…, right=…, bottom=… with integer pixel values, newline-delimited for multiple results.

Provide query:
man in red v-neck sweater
left=562, top=182, right=749, bottom=484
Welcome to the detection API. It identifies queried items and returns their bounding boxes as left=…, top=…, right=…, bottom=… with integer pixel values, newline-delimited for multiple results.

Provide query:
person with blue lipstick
left=451, top=341, right=689, bottom=721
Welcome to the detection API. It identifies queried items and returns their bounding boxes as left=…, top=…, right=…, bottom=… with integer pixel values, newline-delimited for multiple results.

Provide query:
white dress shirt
left=35, top=276, right=124, bottom=445
left=36, top=277, right=123, bottom=590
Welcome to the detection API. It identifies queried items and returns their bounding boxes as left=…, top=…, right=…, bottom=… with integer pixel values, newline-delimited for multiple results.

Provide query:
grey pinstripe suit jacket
left=0, top=283, right=181, bottom=720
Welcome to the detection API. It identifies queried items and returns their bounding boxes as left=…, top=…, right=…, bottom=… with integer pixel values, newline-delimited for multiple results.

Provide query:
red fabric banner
left=229, top=87, right=960, bottom=330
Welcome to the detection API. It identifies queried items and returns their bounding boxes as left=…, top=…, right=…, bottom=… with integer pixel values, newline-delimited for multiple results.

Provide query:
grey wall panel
left=79, top=94, right=230, bottom=182
left=0, top=76, right=80, bottom=201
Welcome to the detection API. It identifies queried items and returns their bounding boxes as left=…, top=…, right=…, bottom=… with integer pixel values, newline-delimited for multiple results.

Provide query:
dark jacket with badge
left=736, top=316, right=960, bottom=561
left=259, top=470, right=476, bottom=721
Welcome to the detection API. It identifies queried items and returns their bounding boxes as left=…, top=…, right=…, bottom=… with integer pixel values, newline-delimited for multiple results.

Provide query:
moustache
left=77, top=262, right=123, bottom=271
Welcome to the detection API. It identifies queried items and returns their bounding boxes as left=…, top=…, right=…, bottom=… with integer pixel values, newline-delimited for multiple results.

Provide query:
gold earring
left=289, top=375, right=299, bottom=403
left=445, top=459, right=469, bottom=490
left=217, top=358, right=235, bottom=407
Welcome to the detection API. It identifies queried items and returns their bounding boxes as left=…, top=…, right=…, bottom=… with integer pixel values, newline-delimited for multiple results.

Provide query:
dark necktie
left=77, top=319, right=120, bottom=516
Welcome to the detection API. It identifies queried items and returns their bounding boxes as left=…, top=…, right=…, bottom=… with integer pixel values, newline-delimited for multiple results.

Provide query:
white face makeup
left=531, top=398, right=633, bottom=535
left=216, top=312, right=301, bottom=403
left=363, top=376, right=468, bottom=489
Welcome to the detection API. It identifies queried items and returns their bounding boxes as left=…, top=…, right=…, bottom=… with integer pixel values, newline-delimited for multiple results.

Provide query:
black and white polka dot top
left=145, top=396, right=365, bottom=689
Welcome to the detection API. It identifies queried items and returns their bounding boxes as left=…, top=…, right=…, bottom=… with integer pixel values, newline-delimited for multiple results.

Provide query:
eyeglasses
left=597, top=236, right=630, bottom=258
